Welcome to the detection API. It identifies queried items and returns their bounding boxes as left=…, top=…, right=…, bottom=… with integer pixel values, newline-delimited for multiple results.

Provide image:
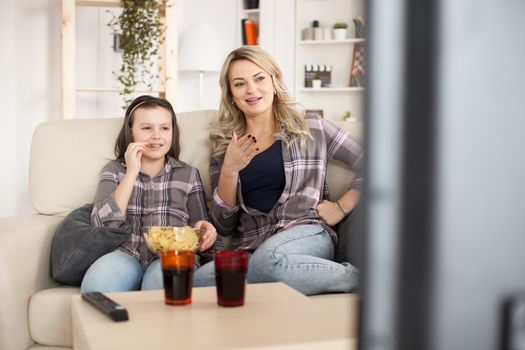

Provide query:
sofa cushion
left=30, top=110, right=218, bottom=216
left=29, top=287, right=79, bottom=347
left=51, top=204, right=131, bottom=286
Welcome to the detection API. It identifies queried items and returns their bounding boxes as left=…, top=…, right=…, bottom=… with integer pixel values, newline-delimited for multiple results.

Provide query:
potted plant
left=108, top=0, right=167, bottom=108
left=333, top=22, right=348, bottom=40
left=343, top=111, right=352, bottom=121
left=312, top=74, right=322, bottom=89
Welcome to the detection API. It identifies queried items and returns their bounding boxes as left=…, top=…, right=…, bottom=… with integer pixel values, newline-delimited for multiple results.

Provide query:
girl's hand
left=222, top=132, right=258, bottom=175
left=124, top=142, right=146, bottom=175
left=194, top=220, right=217, bottom=252
left=317, top=200, right=345, bottom=226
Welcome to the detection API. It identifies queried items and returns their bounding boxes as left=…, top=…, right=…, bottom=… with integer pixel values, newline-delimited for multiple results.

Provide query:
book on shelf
left=241, top=19, right=248, bottom=45
left=243, top=20, right=258, bottom=45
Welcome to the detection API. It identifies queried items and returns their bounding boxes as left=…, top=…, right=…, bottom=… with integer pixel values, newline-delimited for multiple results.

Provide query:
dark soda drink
left=160, top=250, right=195, bottom=305
left=214, top=250, right=249, bottom=307
left=163, top=267, right=193, bottom=305
left=216, top=268, right=246, bottom=306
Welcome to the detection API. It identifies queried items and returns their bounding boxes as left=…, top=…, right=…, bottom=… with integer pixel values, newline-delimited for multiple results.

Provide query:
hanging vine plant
left=108, top=0, right=167, bottom=108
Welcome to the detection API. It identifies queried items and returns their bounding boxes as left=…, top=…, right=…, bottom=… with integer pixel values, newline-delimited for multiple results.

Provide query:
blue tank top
left=239, top=140, right=285, bottom=213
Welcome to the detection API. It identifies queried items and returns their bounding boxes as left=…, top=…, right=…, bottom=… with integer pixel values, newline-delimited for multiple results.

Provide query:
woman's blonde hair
left=210, top=46, right=311, bottom=159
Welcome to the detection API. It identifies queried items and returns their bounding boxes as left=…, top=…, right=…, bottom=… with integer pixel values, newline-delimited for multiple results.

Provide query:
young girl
left=81, top=95, right=217, bottom=293
left=193, top=47, right=362, bottom=295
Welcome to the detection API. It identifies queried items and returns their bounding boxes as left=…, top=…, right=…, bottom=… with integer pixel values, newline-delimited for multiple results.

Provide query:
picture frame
left=350, top=43, right=366, bottom=87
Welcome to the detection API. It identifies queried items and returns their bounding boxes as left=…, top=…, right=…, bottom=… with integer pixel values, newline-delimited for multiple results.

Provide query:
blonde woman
left=193, top=47, right=362, bottom=295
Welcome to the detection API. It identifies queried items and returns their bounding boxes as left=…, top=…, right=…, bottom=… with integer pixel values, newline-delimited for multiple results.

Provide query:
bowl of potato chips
left=144, top=226, right=203, bottom=253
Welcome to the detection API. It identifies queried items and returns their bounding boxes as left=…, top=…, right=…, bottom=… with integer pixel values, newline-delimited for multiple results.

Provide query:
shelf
left=242, top=8, right=260, bottom=14
left=299, top=38, right=366, bottom=45
left=76, top=87, right=165, bottom=93
left=61, top=0, right=176, bottom=119
left=75, top=0, right=121, bottom=7
left=298, top=87, right=365, bottom=92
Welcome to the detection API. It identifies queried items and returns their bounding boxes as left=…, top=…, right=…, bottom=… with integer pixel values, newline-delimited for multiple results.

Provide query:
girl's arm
left=91, top=162, right=129, bottom=228
left=91, top=143, right=144, bottom=227
left=185, top=168, right=217, bottom=252
left=113, top=142, right=144, bottom=213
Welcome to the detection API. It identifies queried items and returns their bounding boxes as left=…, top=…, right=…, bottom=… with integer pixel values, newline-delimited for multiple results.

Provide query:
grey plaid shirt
left=91, top=157, right=209, bottom=268
left=210, top=114, right=363, bottom=251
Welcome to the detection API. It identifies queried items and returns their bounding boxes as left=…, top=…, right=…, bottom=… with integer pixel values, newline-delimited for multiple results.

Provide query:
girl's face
left=131, top=106, right=173, bottom=162
left=228, top=59, right=275, bottom=119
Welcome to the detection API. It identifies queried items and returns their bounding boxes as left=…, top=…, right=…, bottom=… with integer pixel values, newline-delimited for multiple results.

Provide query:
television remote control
left=81, top=292, right=129, bottom=322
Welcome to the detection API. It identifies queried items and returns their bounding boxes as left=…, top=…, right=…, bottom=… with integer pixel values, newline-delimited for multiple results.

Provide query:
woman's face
left=228, top=59, right=275, bottom=119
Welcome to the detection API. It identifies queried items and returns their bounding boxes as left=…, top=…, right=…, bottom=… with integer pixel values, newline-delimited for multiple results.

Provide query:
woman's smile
left=245, top=96, right=262, bottom=105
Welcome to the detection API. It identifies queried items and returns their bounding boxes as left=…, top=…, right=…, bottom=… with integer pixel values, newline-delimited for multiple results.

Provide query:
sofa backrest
left=30, top=110, right=362, bottom=216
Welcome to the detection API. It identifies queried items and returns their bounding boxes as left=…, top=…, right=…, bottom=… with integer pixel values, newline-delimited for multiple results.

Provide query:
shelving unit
left=61, top=0, right=177, bottom=119
left=298, top=38, right=366, bottom=45
left=238, top=0, right=260, bottom=46
left=237, top=0, right=278, bottom=50
left=294, top=0, right=365, bottom=122
left=298, top=87, right=365, bottom=92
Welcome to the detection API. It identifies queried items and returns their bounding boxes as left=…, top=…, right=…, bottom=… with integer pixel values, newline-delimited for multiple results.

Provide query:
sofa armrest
left=0, top=214, right=63, bottom=350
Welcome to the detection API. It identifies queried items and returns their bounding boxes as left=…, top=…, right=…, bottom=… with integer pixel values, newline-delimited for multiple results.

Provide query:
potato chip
left=144, top=226, right=202, bottom=253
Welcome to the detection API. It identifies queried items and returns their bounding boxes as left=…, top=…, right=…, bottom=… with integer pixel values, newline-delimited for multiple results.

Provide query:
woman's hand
left=222, top=133, right=258, bottom=175
left=124, top=142, right=146, bottom=175
left=317, top=200, right=346, bottom=226
left=195, top=220, right=217, bottom=252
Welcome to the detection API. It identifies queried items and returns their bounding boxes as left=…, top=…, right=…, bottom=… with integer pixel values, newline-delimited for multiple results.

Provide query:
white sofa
left=0, top=110, right=361, bottom=350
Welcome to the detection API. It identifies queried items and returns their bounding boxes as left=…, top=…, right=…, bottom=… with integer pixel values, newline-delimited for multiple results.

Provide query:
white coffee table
left=71, top=282, right=355, bottom=350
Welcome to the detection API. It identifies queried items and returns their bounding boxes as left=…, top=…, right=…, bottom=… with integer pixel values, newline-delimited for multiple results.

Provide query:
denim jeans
left=193, top=224, right=359, bottom=295
left=80, top=249, right=162, bottom=293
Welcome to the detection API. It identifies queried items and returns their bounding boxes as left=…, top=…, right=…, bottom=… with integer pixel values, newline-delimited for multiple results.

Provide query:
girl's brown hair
left=115, top=95, right=181, bottom=160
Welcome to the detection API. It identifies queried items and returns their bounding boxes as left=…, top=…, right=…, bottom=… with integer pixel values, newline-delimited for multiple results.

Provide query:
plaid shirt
left=210, top=114, right=363, bottom=251
left=91, top=157, right=209, bottom=268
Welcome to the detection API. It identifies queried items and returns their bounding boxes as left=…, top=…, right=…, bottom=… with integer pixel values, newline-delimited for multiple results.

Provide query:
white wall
left=0, top=0, right=61, bottom=219
left=0, top=0, right=297, bottom=219
left=75, top=0, right=237, bottom=117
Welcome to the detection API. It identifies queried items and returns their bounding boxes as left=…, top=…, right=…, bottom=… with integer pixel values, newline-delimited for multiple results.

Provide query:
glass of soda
left=160, top=250, right=195, bottom=305
left=214, top=250, right=249, bottom=307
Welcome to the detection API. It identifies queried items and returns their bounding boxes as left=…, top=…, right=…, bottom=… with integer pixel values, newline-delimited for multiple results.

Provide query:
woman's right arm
left=209, top=133, right=258, bottom=235
left=216, top=132, right=257, bottom=206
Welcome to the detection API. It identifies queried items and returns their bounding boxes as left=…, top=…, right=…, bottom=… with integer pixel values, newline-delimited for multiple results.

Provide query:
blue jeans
left=80, top=249, right=162, bottom=293
left=193, top=224, right=359, bottom=295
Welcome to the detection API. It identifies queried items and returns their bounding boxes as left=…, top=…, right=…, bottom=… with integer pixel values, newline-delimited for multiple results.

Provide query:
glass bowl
left=144, top=226, right=203, bottom=253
